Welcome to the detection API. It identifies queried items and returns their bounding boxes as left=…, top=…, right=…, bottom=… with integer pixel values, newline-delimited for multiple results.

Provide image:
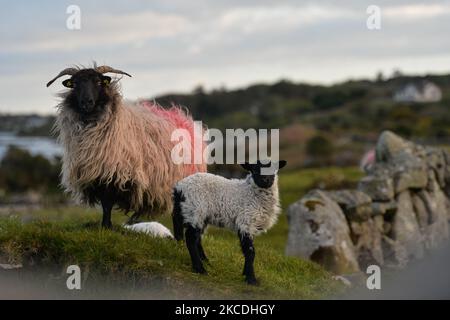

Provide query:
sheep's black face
left=63, top=69, right=112, bottom=119
left=240, top=160, right=287, bottom=189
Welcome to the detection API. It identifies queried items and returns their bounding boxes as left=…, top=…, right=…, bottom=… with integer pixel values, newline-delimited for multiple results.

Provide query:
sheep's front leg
left=186, top=226, right=207, bottom=274
left=126, top=210, right=142, bottom=225
left=239, top=232, right=258, bottom=285
left=100, top=193, right=114, bottom=229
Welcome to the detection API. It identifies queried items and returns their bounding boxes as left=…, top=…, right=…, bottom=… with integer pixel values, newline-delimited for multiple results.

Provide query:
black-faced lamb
left=46, top=64, right=206, bottom=228
left=172, top=160, right=287, bottom=285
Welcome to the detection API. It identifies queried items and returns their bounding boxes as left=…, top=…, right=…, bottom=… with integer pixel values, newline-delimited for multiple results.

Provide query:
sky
left=1, top=0, right=450, bottom=114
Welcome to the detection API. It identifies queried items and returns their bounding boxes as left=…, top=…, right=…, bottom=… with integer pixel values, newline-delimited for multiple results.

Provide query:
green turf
left=0, top=167, right=362, bottom=299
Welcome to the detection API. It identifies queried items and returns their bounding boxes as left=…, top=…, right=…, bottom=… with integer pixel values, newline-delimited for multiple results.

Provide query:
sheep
left=172, top=159, right=287, bottom=285
left=123, top=222, right=174, bottom=239
left=46, top=64, right=206, bottom=228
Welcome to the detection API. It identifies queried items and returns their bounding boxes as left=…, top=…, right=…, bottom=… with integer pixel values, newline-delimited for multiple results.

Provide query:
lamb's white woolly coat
left=175, top=172, right=281, bottom=237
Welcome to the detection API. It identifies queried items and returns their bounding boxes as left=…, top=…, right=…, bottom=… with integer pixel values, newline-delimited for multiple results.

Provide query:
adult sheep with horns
left=47, top=64, right=206, bottom=228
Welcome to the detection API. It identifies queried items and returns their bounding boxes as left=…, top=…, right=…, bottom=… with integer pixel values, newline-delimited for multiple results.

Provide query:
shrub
left=0, top=146, right=61, bottom=194
left=306, top=135, right=334, bottom=158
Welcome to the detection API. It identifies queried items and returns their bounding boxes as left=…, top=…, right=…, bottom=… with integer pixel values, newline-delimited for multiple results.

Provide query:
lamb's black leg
left=100, top=193, right=114, bottom=229
left=239, top=232, right=257, bottom=285
left=172, top=189, right=185, bottom=241
left=186, top=226, right=206, bottom=274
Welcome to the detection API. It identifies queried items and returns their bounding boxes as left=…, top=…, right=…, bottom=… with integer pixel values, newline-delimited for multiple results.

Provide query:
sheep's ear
left=240, top=163, right=253, bottom=172
left=62, top=79, right=73, bottom=88
left=278, top=160, right=287, bottom=170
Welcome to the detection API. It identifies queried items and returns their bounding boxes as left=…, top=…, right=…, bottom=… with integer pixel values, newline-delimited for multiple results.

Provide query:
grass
left=0, top=167, right=363, bottom=299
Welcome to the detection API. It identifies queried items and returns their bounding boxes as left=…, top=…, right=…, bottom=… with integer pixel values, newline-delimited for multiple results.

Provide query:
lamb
left=172, top=159, right=287, bottom=285
left=46, top=64, right=206, bottom=228
left=123, top=222, right=174, bottom=239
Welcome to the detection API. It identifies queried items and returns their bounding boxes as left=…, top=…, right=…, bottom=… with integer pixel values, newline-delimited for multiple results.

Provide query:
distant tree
left=376, top=71, right=384, bottom=83
left=392, top=69, right=403, bottom=78
left=313, top=90, right=347, bottom=110
left=0, top=146, right=61, bottom=193
left=306, top=135, right=334, bottom=160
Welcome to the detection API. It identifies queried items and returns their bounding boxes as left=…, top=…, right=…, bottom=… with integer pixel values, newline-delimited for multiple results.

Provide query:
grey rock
left=327, top=190, right=372, bottom=207
left=381, top=235, right=408, bottom=268
left=392, top=158, right=428, bottom=193
left=349, top=218, right=384, bottom=268
left=383, top=222, right=392, bottom=235
left=411, top=193, right=429, bottom=230
left=376, top=130, right=412, bottom=162
left=392, top=191, right=424, bottom=260
left=426, top=147, right=447, bottom=188
left=371, top=201, right=397, bottom=216
left=327, top=190, right=372, bottom=221
left=443, top=150, right=450, bottom=186
left=358, top=175, right=395, bottom=201
left=286, top=190, right=360, bottom=274
left=416, top=172, right=449, bottom=249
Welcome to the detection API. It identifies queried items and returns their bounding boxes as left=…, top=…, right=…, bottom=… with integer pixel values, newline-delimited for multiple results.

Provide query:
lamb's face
left=62, top=69, right=112, bottom=120
left=240, top=160, right=287, bottom=189
left=252, top=173, right=276, bottom=189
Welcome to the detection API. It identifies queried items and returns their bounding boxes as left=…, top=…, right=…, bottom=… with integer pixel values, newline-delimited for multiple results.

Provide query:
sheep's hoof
left=193, top=267, right=207, bottom=275
left=102, top=223, right=113, bottom=230
left=245, top=277, right=259, bottom=286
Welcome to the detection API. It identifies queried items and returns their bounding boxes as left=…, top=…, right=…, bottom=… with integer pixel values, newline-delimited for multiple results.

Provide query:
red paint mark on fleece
left=139, top=101, right=206, bottom=175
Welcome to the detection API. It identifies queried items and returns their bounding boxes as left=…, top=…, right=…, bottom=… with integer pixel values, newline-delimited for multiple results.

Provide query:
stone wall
left=286, top=131, right=450, bottom=274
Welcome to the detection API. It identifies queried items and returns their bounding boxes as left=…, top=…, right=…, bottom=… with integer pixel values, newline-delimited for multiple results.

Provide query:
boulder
left=381, top=235, right=408, bottom=268
left=326, top=190, right=372, bottom=222
left=371, top=201, right=397, bottom=216
left=417, top=172, right=449, bottom=249
left=358, top=175, right=394, bottom=201
left=443, top=150, right=450, bottom=187
left=376, top=130, right=412, bottom=162
left=392, top=191, right=424, bottom=260
left=426, top=147, right=447, bottom=188
left=348, top=217, right=384, bottom=268
left=286, top=190, right=360, bottom=274
left=410, top=192, right=429, bottom=230
left=392, top=155, right=428, bottom=193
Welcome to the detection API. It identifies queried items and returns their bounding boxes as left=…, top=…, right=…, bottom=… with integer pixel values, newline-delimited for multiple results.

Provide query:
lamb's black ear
left=240, top=163, right=253, bottom=172
left=278, top=160, right=287, bottom=170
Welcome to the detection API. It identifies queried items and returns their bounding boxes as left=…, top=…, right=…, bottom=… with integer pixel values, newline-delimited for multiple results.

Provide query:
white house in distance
left=393, top=80, right=442, bottom=103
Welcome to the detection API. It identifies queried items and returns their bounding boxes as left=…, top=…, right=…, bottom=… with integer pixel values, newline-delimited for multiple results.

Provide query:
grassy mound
left=0, top=167, right=362, bottom=299
left=0, top=215, right=339, bottom=299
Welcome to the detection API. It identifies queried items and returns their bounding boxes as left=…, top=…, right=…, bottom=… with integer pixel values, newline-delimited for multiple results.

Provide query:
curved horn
left=46, top=68, right=78, bottom=87
left=95, top=65, right=132, bottom=78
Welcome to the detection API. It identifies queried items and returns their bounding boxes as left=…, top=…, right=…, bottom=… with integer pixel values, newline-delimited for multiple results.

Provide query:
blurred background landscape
left=1, top=0, right=449, bottom=206
left=1, top=71, right=449, bottom=206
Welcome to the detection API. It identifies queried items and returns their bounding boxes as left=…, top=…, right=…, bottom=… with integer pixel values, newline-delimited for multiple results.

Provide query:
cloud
left=384, top=3, right=450, bottom=20
left=1, top=1, right=450, bottom=113
left=218, top=5, right=357, bottom=34
left=2, top=10, right=191, bottom=54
